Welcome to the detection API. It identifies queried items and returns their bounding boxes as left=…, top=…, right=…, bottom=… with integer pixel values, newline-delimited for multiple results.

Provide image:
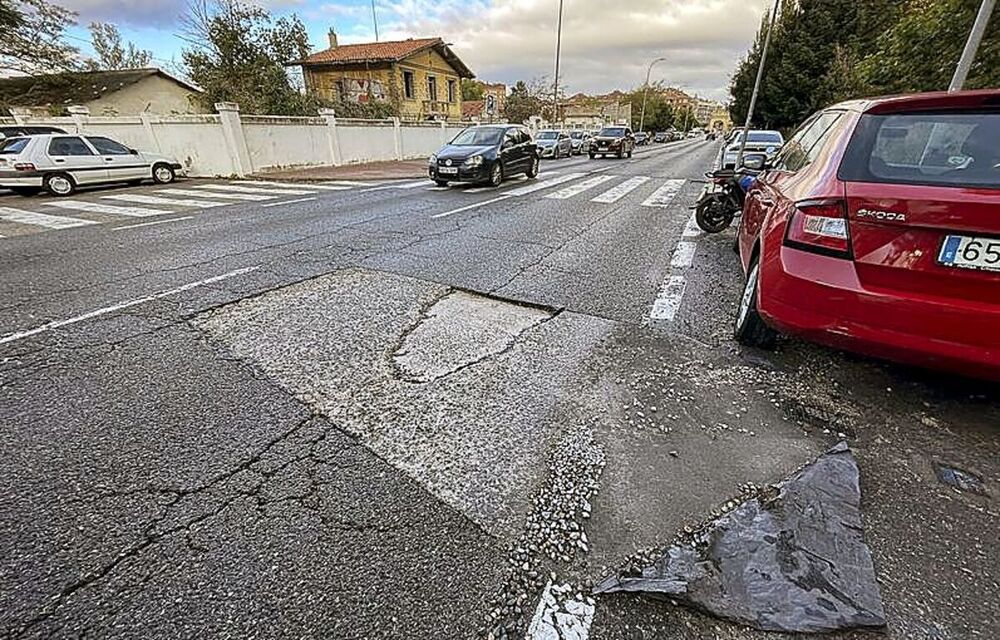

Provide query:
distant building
left=709, top=106, right=733, bottom=132
left=694, top=98, right=723, bottom=125
left=0, top=68, right=204, bottom=117
left=560, top=92, right=632, bottom=129
left=291, top=33, right=475, bottom=121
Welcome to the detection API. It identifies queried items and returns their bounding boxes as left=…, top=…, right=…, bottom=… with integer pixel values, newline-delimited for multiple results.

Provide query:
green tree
left=461, top=78, right=484, bottom=101
left=85, top=22, right=153, bottom=70
left=505, top=80, right=543, bottom=124
left=0, top=0, right=78, bottom=74
left=180, top=0, right=321, bottom=115
left=623, top=82, right=677, bottom=131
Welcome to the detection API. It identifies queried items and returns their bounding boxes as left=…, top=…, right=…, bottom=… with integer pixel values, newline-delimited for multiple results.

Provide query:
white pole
left=639, top=57, right=666, bottom=134
left=949, top=0, right=995, bottom=91
left=736, top=0, right=780, bottom=169
left=552, top=0, right=565, bottom=127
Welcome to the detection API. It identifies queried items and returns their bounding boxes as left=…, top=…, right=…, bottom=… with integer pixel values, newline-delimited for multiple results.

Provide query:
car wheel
left=152, top=163, right=175, bottom=184
left=11, top=187, right=40, bottom=196
left=43, top=172, right=75, bottom=197
left=127, top=179, right=143, bottom=187
left=588, top=153, right=595, bottom=160
left=617, top=149, right=623, bottom=159
left=734, top=256, right=778, bottom=348
left=526, top=157, right=540, bottom=179
left=627, top=148, right=633, bottom=158
left=434, top=179, right=449, bottom=187
left=489, top=162, right=503, bottom=187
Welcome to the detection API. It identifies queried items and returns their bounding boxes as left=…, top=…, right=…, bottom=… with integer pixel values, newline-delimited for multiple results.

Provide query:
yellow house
left=293, top=34, right=475, bottom=121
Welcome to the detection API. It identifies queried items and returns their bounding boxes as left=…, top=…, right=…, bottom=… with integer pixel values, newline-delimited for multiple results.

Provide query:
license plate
left=938, top=234, right=1000, bottom=273
left=438, top=167, right=458, bottom=175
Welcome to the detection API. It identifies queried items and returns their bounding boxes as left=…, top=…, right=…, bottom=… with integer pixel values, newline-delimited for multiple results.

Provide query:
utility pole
left=552, top=0, right=564, bottom=127
left=371, top=0, right=380, bottom=42
left=639, top=57, right=666, bottom=134
left=950, top=0, right=995, bottom=91
left=736, top=0, right=780, bottom=169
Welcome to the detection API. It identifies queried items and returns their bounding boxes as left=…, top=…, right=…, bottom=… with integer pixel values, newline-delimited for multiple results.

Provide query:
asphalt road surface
left=2, top=139, right=997, bottom=639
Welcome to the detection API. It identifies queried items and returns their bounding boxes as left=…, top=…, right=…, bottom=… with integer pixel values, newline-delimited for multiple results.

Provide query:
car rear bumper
left=759, top=246, right=1000, bottom=380
left=0, top=172, right=43, bottom=187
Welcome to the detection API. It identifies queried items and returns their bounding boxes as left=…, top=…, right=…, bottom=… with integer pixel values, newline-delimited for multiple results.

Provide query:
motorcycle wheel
left=695, top=196, right=735, bottom=233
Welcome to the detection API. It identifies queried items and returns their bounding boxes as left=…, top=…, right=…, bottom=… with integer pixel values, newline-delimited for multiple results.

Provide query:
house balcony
left=423, top=100, right=452, bottom=114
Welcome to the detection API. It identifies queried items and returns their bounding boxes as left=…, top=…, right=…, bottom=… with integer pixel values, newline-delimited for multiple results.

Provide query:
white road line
left=463, top=176, right=530, bottom=194
left=426, top=186, right=451, bottom=191
left=320, top=180, right=375, bottom=187
left=0, top=206, right=98, bottom=229
left=670, top=241, right=698, bottom=268
left=191, top=183, right=315, bottom=196
left=591, top=176, right=651, bottom=203
left=158, top=188, right=274, bottom=201
left=544, top=174, right=615, bottom=200
left=641, top=179, right=686, bottom=208
left=260, top=196, right=317, bottom=208
left=506, top=172, right=587, bottom=197
left=430, top=195, right=511, bottom=219
left=101, top=194, right=226, bottom=208
left=682, top=212, right=703, bottom=238
left=113, top=216, right=193, bottom=231
left=394, top=179, right=434, bottom=189
left=44, top=200, right=169, bottom=218
left=0, top=266, right=260, bottom=347
left=526, top=582, right=595, bottom=640
left=650, top=275, right=687, bottom=321
left=239, top=180, right=352, bottom=191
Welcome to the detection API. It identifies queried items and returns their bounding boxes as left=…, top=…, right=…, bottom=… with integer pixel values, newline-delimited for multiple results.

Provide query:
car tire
left=434, top=179, right=449, bottom=187
left=127, top=179, right=143, bottom=187
left=627, top=148, right=633, bottom=158
left=617, top=149, right=623, bottom=159
left=43, top=172, right=75, bottom=197
left=734, top=256, right=778, bottom=349
left=488, top=162, right=503, bottom=187
left=588, top=153, right=595, bottom=160
left=11, top=187, right=40, bottom=196
left=526, top=157, right=540, bottom=179
left=152, top=163, right=175, bottom=184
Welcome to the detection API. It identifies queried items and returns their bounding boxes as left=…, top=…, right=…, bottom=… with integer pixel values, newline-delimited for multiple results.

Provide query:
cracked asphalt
left=2, top=139, right=998, bottom=639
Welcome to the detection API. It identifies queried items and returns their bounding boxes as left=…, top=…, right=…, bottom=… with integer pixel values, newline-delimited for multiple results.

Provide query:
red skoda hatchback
left=735, top=91, right=1000, bottom=380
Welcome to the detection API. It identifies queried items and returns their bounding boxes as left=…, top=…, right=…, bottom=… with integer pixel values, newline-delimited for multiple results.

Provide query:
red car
left=734, top=90, right=1000, bottom=380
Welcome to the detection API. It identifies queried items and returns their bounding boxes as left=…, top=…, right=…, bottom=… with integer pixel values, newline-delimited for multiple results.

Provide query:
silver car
left=569, top=131, right=590, bottom=155
left=535, top=130, right=572, bottom=159
left=0, top=134, right=183, bottom=196
left=721, top=129, right=784, bottom=169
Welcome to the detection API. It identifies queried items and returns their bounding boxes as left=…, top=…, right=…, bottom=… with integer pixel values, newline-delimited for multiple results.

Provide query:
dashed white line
left=113, top=216, right=194, bottom=231
left=682, top=212, right=704, bottom=238
left=158, top=188, right=274, bottom=201
left=239, top=180, right=352, bottom=191
left=426, top=186, right=450, bottom=191
left=430, top=194, right=511, bottom=219
left=260, top=196, right=317, bottom=208
left=0, top=266, right=260, bottom=347
left=191, top=183, right=315, bottom=196
left=590, top=176, right=651, bottom=203
left=650, top=275, right=687, bottom=321
left=670, top=241, right=698, bottom=268
left=44, top=200, right=169, bottom=218
left=544, top=174, right=615, bottom=200
left=320, top=180, right=375, bottom=187
left=641, top=179, right=686, bottom=208
left=394, top=179, right=434, bottom=189
left=0, top=206, right=98, bottom=229
left=101, top=194, right=226, bottom=208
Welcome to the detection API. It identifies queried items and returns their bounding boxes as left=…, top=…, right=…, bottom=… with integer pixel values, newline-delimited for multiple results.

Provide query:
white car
left=721, top=129, right=784, bottom=169
left=0, top=134, right=183, bottom=196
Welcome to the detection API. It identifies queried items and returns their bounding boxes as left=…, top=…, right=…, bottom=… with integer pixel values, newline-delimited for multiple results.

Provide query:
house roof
left=462, top=100, right=484, bottom=118
left=0, top=68, right=201, bottom=109
left=293, top=37, right=475, bottom=78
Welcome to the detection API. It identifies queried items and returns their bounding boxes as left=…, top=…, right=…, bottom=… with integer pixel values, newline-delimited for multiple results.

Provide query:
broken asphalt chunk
left=594, top=442, right=887, bottom=634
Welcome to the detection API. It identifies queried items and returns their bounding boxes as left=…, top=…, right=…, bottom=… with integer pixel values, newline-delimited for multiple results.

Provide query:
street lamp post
left=736, top=0, right=781, bottom=169
left=950, top=0, right=996, bottom=91
left=552, top=0, right=565, bottom=127
left=639, top=57, right=666, bottom=134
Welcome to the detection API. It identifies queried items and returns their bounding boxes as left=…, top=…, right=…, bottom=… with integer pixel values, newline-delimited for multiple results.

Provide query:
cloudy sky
left=60, top=0, right=770, bottom=102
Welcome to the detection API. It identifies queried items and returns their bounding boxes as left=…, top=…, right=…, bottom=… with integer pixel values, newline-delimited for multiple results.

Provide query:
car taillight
left=784, top=199, right=851, bottom=258
left=13, top=162, right=35, bottom=171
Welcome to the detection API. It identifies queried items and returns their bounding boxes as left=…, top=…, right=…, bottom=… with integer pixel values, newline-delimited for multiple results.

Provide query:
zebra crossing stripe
left=191, top=183, right=315, bottom=196
left=544, top=174, right=615, bottom=200
left=0, top=206, right=98, bottom=229
left=239, top=180, right=352, bottom=191
left=641, top=179, right=686, bottom=208
left=157, top=188, right=275, bottom=201
left=591, top=176, right=651, bottom=203
left=101, top=194, right=227, bottom=208
left=506, top=172, right=587, bottom=197
left=44, top=200, right=168, bottom=218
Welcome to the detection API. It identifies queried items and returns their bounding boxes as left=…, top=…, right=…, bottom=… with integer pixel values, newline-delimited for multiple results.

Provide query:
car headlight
left=429, top=154, right=437, bottom=165
left=464, top=155, right=484, bottom=167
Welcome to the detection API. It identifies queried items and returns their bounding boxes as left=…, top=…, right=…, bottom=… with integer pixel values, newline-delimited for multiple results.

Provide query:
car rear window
left=840, top=111, right=1000, bottom=189
left=746, top=132, right=783, bottom=143
left=0, top=137, right=28, bottom=154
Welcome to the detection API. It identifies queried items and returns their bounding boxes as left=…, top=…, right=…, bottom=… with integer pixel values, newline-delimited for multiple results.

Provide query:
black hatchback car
left=429, top=124, right=540, bottom=187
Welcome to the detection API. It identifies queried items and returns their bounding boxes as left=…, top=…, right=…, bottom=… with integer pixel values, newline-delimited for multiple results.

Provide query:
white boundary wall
left=6, top=102, right=467, bottom=177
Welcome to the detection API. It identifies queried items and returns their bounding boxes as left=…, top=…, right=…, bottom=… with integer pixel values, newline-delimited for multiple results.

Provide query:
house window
left=447, top=79, right=456, bottom=103
left=403, top=71, right=415, bottom=99
left=427, top=76, right=438, bottom=102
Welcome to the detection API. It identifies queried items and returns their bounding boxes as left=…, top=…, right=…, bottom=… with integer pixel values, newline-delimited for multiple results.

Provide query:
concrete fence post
left=215, top=102, right=252, bottom=177
left=138, top=112, right=163, bottom=153
left=318, top=108, right=342, bottom=166
left=439, top=119, right=448, bottom=145
left=9, top=108, right=31, bottom=125
left=392, top=117, right=403, bottom=161
left=67, top=105, right=90, bottom=134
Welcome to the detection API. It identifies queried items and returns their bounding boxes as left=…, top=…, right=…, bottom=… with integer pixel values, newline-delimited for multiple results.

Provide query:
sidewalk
left=254, top=159, right=428, bottom=182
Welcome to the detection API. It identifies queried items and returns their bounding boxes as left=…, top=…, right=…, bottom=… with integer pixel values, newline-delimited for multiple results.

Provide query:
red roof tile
left=462, top=100, right=484, bottom=118
left=299, top=38, right=441, bottom=65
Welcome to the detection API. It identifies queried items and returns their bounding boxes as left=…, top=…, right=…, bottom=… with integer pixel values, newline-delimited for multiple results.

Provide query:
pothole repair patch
left=394, top=291, right=554, bottom=383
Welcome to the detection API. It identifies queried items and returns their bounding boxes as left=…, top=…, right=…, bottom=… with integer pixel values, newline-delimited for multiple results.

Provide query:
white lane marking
left=506, top=172, right=587, bottom=197
left=641, top=179, right=686, bottom=208
left=320, top=180, right=375, bottom=187
left=426, top=186, right=451, bottom=191
left=101, top=194, right=226, bottom=208
left=670, top=241, right=698, bottom=268
left=44, top=200, right=169, bottom=218
left=430, top=195, right=511, bottom=219
left=191, top=183, right=315, bottom=196
left=526, top=581, right=595, bottom=640
left=238, top=180, right=351, bottom=191
left=260, top=196, right=317, bottom=208
left=0, top=206, right=98, bottom=229
left=157, top=188, right=274, bottom=201
left=682, top=212, right=703, bottom=238
left=544, top=174, right=615, bottom=200
left=463, top=176, right=530, bottom=194
left=0, top=266, right=260, bottom=347
left=394, top=179, right=434, bottom=189
left=590, top=176, right=652, bottom=203
left=113, top=216, right=193, bottom=231
left=650, top=275, right=687, bottom=321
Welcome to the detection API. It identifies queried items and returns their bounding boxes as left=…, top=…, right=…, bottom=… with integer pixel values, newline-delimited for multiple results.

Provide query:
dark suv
left=589, top=126, right=635, bottom=159
left=429, top=124, right=540, bottom=187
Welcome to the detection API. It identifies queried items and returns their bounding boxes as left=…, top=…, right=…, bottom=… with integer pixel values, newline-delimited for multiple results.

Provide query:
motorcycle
left=691, top=167, right=757, bottom=233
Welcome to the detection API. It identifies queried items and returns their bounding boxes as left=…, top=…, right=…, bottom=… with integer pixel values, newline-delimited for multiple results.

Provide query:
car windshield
left=840, top=111, right=1000, bottom=189
left=599, top=128, right=626, bottom=138
left=537, top=131, right=558, bottom=140
left=570, top=132, right=585, bottom=139
left=450, top=127, right=504, bottom=146
left=0, top=137, right=28, bottom=154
